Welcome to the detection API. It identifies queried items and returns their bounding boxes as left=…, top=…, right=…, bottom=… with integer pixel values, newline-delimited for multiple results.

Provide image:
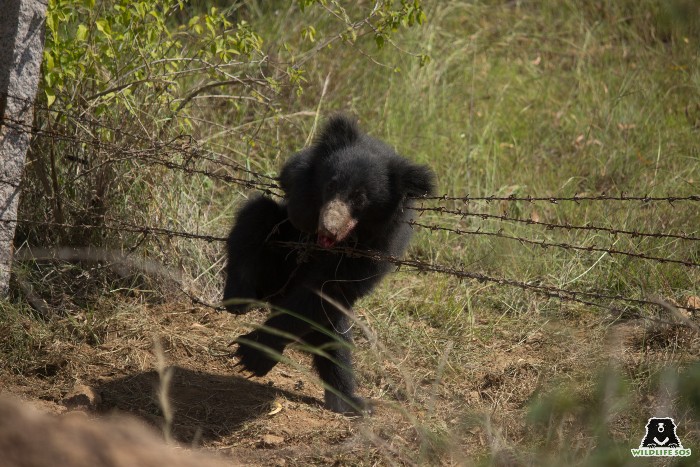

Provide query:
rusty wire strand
left=4, top=216, right=698, bottom=316
left=4, top=103, right=699, bottom=205
left=272, top=241, right=699, bottom=316
left=417, top=194, right=700, bottom=203
left=410, top=206, right=700, bottom=242
left=1, top=216, right=227, bottom=243
left=408, top=221, right=700, bottom=268
left=2, top=117, right=282, bottom=196
left=7, top=213, right=697, bottom=270
left=5, top=91, right=279, bottom=180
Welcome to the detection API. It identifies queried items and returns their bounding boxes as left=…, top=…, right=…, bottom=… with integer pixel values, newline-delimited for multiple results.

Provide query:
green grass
left=340, top=0, right=700, bottom=313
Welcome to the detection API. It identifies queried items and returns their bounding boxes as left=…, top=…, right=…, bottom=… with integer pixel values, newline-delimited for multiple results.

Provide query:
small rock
left=260, top=434, right=284, bottom=447
left=63, top=384, right=101, bottom=411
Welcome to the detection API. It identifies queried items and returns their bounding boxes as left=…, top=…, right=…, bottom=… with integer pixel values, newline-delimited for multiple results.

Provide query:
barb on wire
left=408, top=220, right=700, bottom=268
left=410, top=206, right=700, bottom=242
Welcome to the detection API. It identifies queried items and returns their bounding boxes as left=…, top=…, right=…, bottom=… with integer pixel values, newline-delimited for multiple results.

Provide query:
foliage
left=26, top=0, right=427, bottom=251
left=44, top=0, right=265, bottom=121
left=42, top=0, right=427, bottom=124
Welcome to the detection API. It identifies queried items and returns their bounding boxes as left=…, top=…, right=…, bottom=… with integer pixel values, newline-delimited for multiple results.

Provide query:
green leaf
left=301, top=25, right=316, bottom=42
left=76, top=24, right=88, bottom=42
left=43, top=50, right=54, bottom=72
left=95, top=20, right=112, bottom=39
left=45, top=88, right=56, bottom=107
left=375, top=34, right=385, bottom=49
left=46, top=12, right=56, bottom=35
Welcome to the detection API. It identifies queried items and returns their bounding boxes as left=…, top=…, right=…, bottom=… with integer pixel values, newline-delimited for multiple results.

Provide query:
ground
left=2, top=274, right=698, bottom=465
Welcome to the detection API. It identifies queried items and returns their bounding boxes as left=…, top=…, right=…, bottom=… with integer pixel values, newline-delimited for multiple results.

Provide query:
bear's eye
left=325, top=179, right=338, bottom=195
left=352, top=189, right=368, bottom=207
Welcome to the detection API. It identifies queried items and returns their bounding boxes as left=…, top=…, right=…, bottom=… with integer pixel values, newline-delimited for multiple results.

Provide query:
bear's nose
left=318, top=198, right=357, bottom=246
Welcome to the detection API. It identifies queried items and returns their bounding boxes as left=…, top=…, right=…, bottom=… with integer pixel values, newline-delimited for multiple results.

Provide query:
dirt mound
left=0, top=396, right=232, bottom=467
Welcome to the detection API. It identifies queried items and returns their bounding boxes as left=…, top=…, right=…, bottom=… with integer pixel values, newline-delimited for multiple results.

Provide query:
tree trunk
left=0, top=0, right=48, bottom=295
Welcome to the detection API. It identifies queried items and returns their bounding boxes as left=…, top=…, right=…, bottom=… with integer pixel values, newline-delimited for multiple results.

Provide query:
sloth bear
left=223, top=115, right=435, bottom=414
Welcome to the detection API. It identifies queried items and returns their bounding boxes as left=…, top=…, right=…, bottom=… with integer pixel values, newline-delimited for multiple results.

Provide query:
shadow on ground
left=97, top=366, right=321, bottom=443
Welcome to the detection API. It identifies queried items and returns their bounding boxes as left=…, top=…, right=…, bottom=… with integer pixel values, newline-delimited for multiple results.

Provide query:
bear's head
left=279, top=115, right=435, bottom=248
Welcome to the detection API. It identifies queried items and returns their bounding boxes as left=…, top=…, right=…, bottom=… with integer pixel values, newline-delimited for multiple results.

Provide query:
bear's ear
left=314, top=114, right=361, bottom=155
left=392, top=159, right=436, bottom=199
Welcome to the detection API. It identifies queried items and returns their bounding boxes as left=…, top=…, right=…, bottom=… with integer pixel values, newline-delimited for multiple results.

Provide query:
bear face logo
left=640, top=418, right=682, bottom=448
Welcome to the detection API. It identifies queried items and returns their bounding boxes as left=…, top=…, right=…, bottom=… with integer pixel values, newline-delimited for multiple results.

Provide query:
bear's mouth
left=317, top=233, right=338, bottom=248
left=317, top=199, right=357, bottom=249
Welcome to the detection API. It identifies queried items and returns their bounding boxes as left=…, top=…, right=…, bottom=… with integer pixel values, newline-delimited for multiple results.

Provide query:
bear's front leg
left=223, top=196, right=288, bottom=314
left=234, top=330, right=284, bottom=376
left=234, top=310, right=312, bottom=376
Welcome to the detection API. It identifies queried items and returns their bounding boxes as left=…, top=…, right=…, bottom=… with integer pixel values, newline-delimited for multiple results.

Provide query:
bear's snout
left=318, top=199, right=357, bottom=247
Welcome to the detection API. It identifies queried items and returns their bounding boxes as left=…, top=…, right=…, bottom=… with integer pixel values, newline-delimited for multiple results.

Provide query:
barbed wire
left=10, top=109, right=699, bottom=206
left=273, top=240, right=700, bottom=317
left=4, top=92, right=279, bottom=179
left=410, top=206, right=700, bottom=242
left=0, top=216, right=227, bottom=243
left=408, top=220, right=700, bottom=268
left=1, top=117, right=283, bottom=197
left=4, top=92, right=699, bottom=205
left=8, top=210, right=696, bottom=270
left=3, top=92, right=699, bottom=321
left=4, top=215, right=698, bottom=317
left=419, top=194, right=700, bottom=203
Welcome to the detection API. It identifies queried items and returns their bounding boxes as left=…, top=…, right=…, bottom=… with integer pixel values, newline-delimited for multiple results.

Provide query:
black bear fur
left=223, top=115, right=435, bottom=414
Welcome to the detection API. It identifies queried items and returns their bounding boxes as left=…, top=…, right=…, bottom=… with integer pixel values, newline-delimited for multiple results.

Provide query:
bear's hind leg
left=304, top=322, right=369, bottom=416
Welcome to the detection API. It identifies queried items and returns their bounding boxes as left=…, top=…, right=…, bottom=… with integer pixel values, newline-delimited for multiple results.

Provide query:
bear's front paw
left=324, top=390, right=373, bottom=416
left=234, top=332, right=281, bottom=376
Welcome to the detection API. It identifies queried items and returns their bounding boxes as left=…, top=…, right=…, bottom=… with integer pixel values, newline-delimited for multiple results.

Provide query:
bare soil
left=2, top=297, right=699, bottom=465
